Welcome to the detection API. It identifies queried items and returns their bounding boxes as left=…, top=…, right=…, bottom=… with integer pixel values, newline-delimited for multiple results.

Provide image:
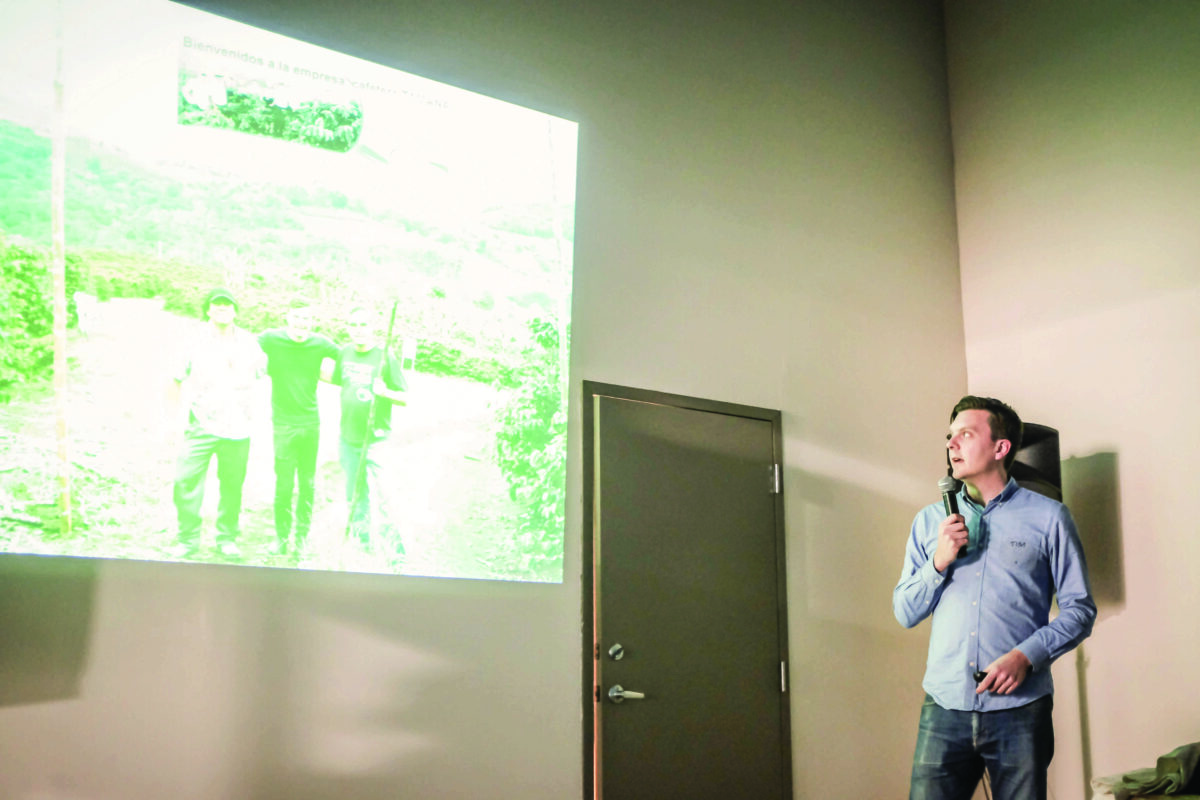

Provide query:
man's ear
left=994, top=439, right=1012, bottom=462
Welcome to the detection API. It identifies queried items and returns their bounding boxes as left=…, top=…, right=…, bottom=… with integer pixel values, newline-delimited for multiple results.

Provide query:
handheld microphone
left=938, top=475, right=966, bottom=558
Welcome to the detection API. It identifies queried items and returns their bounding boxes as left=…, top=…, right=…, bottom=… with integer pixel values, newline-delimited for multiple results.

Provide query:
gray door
left=586, top=386, right=791, bottom=800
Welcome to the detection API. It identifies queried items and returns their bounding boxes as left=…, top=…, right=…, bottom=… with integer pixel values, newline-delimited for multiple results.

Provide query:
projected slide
left=0, top=0, right=577, bottom=582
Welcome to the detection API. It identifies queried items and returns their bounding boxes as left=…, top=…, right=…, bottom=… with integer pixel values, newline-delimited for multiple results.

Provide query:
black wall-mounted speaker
left=1011, top=422, right=1062, bottom=501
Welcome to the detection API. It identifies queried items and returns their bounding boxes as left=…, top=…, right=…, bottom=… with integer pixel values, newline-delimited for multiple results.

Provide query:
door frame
left=581, top=380, right=793, bottom=799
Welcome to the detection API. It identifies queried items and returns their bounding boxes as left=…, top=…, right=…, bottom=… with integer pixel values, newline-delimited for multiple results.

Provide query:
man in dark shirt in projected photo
left=331, top=305, right=407, bottom=558
left=893, top=396, right=1095, bottom=800
left=258, top=301, right=338, bottom=557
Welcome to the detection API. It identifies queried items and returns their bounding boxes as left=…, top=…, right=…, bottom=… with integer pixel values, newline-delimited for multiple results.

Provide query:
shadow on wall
left=0, top=554, right=97, bottom=706
left=1062, top=452, right=1124, bottom=614
left=1061, top=451, right=1122, bottom=798
left=236, top=572, right=569, bottom=800
left=787, top=465, right=924, bottom=630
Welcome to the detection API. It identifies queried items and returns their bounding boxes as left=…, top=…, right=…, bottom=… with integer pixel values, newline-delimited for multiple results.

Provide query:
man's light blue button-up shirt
left=893, top=478, right=1096, bottom=712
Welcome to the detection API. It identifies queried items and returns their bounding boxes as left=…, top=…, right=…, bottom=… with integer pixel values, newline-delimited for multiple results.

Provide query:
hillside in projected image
left=0, top=0, right=577, bottom=582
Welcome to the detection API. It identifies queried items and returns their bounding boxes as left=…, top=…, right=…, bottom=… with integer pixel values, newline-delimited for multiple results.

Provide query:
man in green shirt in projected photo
left=331, top=305, right=407, bottom=558
left=258, top=300, right=338, bottom=558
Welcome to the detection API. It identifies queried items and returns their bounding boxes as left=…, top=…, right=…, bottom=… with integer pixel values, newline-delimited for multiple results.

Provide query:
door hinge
left=781, top=661, right=788, bottom=693
left=770, top=463, right=782, bottom=494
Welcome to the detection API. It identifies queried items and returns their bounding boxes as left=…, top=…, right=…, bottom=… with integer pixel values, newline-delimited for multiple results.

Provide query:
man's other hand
left=976, top=650, right=1031, bottom=695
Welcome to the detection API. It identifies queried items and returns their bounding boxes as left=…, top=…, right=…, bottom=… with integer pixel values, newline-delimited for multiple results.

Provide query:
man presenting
left=894, top=396, right=1096, bottom=800
left=258, top=302, right=338, bottom=556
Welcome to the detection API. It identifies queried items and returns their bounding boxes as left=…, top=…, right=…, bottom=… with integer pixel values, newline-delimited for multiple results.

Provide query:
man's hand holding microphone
left=933, top=475, right=967, bottom=573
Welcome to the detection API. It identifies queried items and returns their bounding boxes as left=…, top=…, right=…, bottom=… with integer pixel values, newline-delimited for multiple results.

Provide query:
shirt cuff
left=1016, top=637, right=1049, bottom=671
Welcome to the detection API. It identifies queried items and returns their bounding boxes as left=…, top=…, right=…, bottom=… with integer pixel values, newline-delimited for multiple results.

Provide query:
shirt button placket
left=971, top=515, right=988, bottom=707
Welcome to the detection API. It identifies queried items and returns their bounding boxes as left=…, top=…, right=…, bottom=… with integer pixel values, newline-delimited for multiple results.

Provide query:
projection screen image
left=0, top=0, right=578, bottom=583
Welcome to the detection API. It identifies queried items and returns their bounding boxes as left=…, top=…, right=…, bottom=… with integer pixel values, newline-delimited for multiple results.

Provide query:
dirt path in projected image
left=380, top=371, right=524, bottom=580
left=0, top=298, right=526, bottom=580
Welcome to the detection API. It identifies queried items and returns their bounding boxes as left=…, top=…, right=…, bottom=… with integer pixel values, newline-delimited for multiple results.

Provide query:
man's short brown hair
left=951, top=396, right=1023, bottom=472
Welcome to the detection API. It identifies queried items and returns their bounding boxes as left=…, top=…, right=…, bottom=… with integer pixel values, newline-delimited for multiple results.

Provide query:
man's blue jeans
left=910, top=693, right=1054, bottom=800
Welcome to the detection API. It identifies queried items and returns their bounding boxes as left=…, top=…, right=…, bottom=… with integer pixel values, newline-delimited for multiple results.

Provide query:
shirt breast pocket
left=994, top=531, right=1040, bottom=569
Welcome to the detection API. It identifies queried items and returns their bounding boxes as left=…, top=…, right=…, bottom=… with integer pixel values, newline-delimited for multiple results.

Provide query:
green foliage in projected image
left=0, top=236, right=82, bottom=402
left=0, top=122, right=51, bottom=239
left=178, top=73, right=362, bottom=153
left=494, top=318, right=567, bottom=581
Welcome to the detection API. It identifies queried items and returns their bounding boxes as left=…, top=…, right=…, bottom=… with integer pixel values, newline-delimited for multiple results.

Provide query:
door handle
left=607, top=684, right=645, bottom=703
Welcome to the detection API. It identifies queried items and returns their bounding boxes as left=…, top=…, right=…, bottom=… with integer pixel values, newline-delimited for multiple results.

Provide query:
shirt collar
left=960, top=476, right=1019, bottom=511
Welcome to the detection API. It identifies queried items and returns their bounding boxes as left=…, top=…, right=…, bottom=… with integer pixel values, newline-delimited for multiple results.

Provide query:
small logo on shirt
left=1009, top=541, right=1027, bottom=548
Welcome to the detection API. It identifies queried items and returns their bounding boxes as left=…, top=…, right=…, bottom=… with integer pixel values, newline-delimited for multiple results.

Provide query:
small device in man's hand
left=973, top=670, right=988, bottom=683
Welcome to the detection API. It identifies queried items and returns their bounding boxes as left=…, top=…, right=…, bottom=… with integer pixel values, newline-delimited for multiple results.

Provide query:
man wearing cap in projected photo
left=168, top=287, right=265, bottom=559
left=331, top=305, right=407, bottom=558
left=893, top=395, right=1096, bottom=800
left=258, top=301, right=339, bottom=557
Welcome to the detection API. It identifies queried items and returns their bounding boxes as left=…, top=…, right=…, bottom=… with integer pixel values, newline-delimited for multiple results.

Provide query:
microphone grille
left=937, top=475, right=958, bottom=494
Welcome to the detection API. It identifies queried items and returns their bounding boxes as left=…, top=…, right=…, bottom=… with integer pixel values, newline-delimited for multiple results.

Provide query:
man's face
left=947, top=409, right=1007, bottom=483
left=207, top=298, right=236, bottom=326
left=346, top=311, right=375, bottom=350
left=285, top=306, right=313, bottom=342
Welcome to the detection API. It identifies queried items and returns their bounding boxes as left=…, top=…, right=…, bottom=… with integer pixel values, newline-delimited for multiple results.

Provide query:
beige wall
left=0, top=0, right=967, bottom=798
left=946, top=1, right=1200, bottom=796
